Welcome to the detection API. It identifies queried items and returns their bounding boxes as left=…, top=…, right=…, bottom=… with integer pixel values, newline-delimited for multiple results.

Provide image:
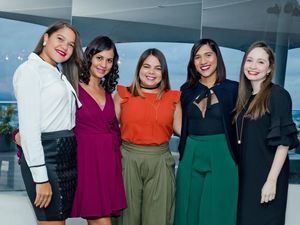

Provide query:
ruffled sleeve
left=168, top=90, right=181, bottom=104
left=266, top=85, right=299, bottom=149
left=117, top=85, right=131, bottom=103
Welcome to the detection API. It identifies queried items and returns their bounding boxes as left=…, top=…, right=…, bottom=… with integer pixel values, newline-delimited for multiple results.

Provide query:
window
left=0, top=18, right=46, bottom=190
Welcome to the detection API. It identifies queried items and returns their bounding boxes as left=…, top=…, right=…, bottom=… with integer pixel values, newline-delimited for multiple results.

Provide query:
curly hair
left=80, top=36, right=119, bottom=93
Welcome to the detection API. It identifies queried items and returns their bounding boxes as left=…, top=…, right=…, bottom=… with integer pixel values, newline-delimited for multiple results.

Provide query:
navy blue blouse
left=178, top=79, right=239, bottom=162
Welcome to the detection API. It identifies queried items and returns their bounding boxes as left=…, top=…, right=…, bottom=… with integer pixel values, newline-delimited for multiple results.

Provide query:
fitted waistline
left=122, top=141, right=169, bottom=155
left=41, top=130, right=74, bottom=140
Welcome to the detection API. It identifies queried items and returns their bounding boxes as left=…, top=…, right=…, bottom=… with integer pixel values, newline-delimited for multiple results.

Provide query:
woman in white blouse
left=13, top=21, right=83, bottom=225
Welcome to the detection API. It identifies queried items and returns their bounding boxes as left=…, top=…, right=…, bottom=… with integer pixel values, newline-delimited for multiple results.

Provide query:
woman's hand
left=13, top=129, right=21, bottom=146
left=15, top=132, right=21, bottom=146
left=260, top=179, right=276, bottom=203
left=261, top=145, right=288, bottom=204
left=34, top=182, right=52, bottom=208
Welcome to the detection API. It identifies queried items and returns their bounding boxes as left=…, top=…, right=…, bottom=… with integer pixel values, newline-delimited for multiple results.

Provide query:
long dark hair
left=129, top=48, right=171, bottom=99
left=34, top=21, right=83, bottom=91
left=234, top=41, right=275, bottom=121
left=183, top=38, right=226, bottom=89
left=80, top=36, right=119, bottom=93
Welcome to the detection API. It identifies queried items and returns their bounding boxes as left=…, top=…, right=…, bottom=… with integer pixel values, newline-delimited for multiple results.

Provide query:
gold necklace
left=235, top=96, right=252, bottom=145
left=236, top=114, right=246, bottom=145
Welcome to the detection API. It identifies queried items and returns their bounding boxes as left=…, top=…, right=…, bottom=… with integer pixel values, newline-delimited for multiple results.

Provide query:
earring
left=43, top=41, right=47, bottom=47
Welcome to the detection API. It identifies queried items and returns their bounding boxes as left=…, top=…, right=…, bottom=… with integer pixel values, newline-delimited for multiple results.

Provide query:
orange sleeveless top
left=117, top=85, right=181, bottom=145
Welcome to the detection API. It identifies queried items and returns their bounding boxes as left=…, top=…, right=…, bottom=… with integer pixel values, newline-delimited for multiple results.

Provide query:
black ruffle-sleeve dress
left=236, top=84, right=299, bottom=225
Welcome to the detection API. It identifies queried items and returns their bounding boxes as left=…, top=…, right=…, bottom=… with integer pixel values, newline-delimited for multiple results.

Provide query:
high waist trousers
left=174, top=134, right=238, bottom=225
left=118, top=142, right=175, bottom=225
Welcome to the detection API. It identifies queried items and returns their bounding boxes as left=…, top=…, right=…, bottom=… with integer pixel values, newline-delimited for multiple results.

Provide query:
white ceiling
left=0, top=0, right=72, bottom=19
left=203, top=0, right=300, bottom=33
left=1, top=0, right=300, bottom=49
left=72, top=0, right=202, bottom=29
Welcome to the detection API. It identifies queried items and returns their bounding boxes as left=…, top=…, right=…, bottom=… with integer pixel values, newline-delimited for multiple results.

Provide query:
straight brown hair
left=234, top=41, right=275, bottom=121
left=183, top=38, right=226, bottom=90
left=128, top=48, right=171, bottom=99
left=34, top=21, right=83, bottom=91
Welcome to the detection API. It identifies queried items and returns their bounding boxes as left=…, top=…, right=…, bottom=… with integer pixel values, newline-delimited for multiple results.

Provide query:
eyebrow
left=96, top=54, right=114, bottom=60
left=143, top=63, right=161, bottom=67
left=57, top=34, right=75, bottom=45
left=247, top=56, right=268, bottom=61
left=195, top=51, right=213, bottom=56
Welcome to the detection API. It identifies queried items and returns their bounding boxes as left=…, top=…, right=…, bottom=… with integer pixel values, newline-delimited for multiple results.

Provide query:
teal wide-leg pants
left=174, top=134, right=238, bottom=225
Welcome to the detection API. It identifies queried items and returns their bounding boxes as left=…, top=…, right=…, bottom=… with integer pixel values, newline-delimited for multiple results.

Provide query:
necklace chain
left=236, top=115, right=245, bottom=144
left=235, top=96, right=252, bottom=145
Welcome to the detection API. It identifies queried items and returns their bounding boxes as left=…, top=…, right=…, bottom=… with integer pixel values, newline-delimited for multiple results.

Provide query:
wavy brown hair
left=34, top=21, right=83, bottom=91
left=234, top=41, right=275, bottom=121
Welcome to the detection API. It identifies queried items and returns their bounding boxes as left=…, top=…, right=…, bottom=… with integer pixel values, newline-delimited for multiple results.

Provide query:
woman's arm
left=173, top=102, right=182, bottom=136
left=13, top=65, right=48, bottom=183
left=13, top=64, right=53, bottom=208
left=260, top=145, right=289, bottom=203
left=113, top=92, right=122, bottom=121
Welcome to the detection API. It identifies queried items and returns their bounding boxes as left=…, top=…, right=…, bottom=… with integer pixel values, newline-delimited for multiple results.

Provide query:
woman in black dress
left=234, top=41, right=299, bottom=225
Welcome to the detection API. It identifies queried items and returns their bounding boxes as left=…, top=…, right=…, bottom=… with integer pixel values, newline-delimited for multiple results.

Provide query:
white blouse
left=13, top=53, right=81, bottom=183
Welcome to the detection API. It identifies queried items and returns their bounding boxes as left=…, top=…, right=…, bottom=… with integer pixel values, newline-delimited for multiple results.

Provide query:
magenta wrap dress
left=71, top=85, right=127, bottom=218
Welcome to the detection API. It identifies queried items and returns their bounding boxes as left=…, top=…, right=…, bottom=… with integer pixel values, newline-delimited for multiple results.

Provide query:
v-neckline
left=79, top=84, right=107, bottom=112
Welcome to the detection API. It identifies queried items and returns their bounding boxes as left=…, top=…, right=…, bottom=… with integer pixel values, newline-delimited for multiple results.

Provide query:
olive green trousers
left=174, top=134, right=238, bottom=225
left=118, top=142, right=175, bottom=225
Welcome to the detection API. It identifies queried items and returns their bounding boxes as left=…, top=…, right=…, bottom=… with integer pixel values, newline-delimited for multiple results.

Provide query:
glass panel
left=0, top=18, right=46, bottom=191
left=286, top=48, right=300, bottom=111
left=286, top=48, right=300, bottom=158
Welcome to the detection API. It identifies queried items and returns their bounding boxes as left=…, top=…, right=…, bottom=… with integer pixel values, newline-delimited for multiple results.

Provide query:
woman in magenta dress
left=71, top=36, right=126, bottom=225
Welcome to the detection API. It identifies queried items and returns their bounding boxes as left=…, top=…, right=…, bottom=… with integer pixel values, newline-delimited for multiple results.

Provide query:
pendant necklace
left=236, top=114, right=246, bottom=145
left=235, top=96, right=252, bottom=145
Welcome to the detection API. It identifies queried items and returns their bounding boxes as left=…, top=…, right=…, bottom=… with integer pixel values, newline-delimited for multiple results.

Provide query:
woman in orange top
left=114, top=48, right=181, bottom=225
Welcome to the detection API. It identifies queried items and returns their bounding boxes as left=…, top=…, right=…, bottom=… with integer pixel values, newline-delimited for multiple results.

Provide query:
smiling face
left=40, top=26, right=76, bottom=65
left=89, top=49, right=114, bottom=80
left=194, top=44, right=218, bottom=81
left=244, top=47, right=271, bottom=83
left=139, top=55, right=162, bottom=88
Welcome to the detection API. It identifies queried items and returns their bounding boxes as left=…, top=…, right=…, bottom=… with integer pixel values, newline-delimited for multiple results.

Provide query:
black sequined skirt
left=20, top=130, right=77, bottom=221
